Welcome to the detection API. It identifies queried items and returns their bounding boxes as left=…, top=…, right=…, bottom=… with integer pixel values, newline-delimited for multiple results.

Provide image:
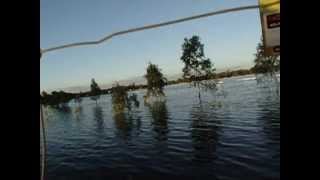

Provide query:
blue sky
left=41, top=0, right=262, bottom=91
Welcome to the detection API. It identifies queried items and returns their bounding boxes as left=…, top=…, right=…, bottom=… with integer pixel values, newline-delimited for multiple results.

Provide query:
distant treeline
left=40, top=84, right=146, bottom=107
left=40, top=68, right=255, bottom=107
left=167, top=68, right=254, bottom=85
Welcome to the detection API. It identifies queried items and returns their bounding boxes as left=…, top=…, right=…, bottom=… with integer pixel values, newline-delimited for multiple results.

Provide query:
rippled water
left=42, top=74, right=280, bottom=180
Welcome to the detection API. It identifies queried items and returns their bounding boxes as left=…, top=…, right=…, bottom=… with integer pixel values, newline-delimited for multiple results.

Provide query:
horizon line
left=41, top=65, right=253, bottom=93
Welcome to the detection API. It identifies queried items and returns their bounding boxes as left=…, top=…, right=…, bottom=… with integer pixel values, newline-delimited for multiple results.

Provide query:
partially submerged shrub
left=111, top=83, right=139, bottom=113
left=180, top=35, right=218, bottom=102
left=144, top=63, right=167, bottom=99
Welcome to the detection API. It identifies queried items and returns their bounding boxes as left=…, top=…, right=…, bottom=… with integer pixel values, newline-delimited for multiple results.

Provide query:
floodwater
left=41, top=74, right=280, bottom=180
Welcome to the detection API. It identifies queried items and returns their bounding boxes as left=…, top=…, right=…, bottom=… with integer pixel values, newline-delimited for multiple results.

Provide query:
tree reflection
left=257, top=99, right=280, bottom=143
left=146, top=101, right=169, bottom=142
left=57, top=103, right=72, bottom=113
left=190, top=103, right=221, bottom=163
left=51, top=104, right=72, bottom=121
left=74, top=106, right=83, bottom=120
left=255, top=98, right=280, bottom=177
left=111, top=83, right=141, bottom=141
left=113, top=111, right=133, bottom=140
left=93, top=105, right=104, bottom=133
left=112, top=107, right=141, bottom=141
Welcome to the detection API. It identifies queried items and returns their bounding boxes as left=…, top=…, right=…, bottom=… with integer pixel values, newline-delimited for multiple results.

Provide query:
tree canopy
left=90, top=78, right=101, bottom=103
left=144, top=63, right=167, bottom=98
left=180, top=35, right=217, bottom=101
left=181, top=36, right=216, bottom=79
left=252, top=38, right=280, bottom=74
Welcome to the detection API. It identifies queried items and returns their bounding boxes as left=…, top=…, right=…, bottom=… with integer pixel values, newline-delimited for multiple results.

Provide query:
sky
left=41, top=0, right=262, bottom=92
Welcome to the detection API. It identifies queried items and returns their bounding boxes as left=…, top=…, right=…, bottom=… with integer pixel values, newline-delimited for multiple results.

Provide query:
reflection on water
left=50, top=105, right=72, bottom=121
left=74, top=106, right=83, bottom=120
left=147, top=101, right=169, bottom=142
left=113, top=112, right=133, bottom=140
left=93, top=106, right=104, bottom=134
left=190, top=103, right=220, bottom=164
left=58, top=104, right=72, bottom=114
left=258, top=94, right=280, bottom=153
left=43, top=74, right=280, bottom=180
left=113, top=109, right=141, bottom=141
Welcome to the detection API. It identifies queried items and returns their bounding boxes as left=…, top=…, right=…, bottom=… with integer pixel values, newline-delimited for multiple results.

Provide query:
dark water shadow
left=256, top=94, right=280, bottom=145
left=146, top=101, right=169, bottom=142
left=190, top=103, right=221, bottom=164
left=93, top=105, right=104, bottom=134
left=261, top=107, right=279, bottom=137
left=113, top=111, right=133, bottom=141
left=112, top=108, right=141, bottom=142
left=255, top=96, right=280, bottom=179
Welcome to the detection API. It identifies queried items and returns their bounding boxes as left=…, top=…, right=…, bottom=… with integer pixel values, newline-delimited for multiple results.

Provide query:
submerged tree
left=252, top=38, right=280, bottom=75
left=111, top=83, right=141, bottom=140
left=111, top=83, right=128, bottom=112
left=180, top=35, right=217, bottom=102
left=90, top=78, right=101, bottom=104
left=111, top=83, right=139, bottom=113
left=146, top=101, right=169, bottom=141
left=251, top=38, right=280, bottom=95
left=144, top=63, right=167, bottom=102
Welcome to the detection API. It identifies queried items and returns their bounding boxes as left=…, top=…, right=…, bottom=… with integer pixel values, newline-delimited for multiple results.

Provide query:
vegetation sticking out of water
left=252, top=38, right=280, bottom=96
left=180, top=35, right=218, bottom=102
left=40, top=35, right=279, bottom=108
left=111, top=83, right=139, bottom=114
left=144, top=63, right=167, bottom=104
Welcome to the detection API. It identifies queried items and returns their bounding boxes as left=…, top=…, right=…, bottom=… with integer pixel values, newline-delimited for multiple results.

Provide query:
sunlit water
left=41, top=74, right=280, bottom=180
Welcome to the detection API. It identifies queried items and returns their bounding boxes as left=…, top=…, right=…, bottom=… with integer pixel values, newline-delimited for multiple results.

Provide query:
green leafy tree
left=252, top=38, right=280, bottom=75
left=180, top=35, right=217, bottom=102
left=90, top=78, right=101, bottom=104
left=144, top=63, right=167, bottom=99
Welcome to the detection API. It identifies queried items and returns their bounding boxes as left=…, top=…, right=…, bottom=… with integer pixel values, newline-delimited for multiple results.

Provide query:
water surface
left=42, top=74, right=280, bottom=180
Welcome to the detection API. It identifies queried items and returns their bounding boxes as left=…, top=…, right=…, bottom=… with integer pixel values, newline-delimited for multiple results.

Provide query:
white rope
left=41, top=1, right=279, bottom=55
left=40, top=104, right=47, bottom=180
